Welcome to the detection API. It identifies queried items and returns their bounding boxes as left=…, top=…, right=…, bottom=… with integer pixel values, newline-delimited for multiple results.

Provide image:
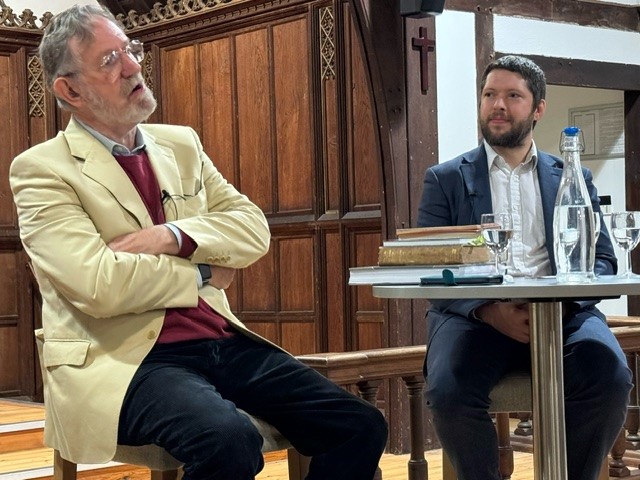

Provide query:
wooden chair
left=442, top=371, right=609, bottom=480
left=35, top=330, right=302, bottom=480
left=52, top=414, right=295, bottom=480
left=441, top=370, right=531, bottom=480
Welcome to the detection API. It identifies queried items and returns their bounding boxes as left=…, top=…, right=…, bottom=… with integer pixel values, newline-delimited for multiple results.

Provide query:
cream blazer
left=10, top=118, right=274, bottom=463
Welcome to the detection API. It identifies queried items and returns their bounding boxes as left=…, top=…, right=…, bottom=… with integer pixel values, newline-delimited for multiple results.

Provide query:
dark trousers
left=425, top=307, right=632, bottom=480
left=118, top=335, right=388, bottom=480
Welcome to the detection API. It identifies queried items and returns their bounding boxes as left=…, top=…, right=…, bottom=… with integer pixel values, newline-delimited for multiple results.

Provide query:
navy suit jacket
left=417, top=144, right=617, bottom=337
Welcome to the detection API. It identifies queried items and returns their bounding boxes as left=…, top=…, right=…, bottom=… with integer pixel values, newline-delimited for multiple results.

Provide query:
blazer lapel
left=142, top=130, right=182, bottom=223
left=460, top=146, right=492, bottom=224
left=65, top=118, right=152, bottom=229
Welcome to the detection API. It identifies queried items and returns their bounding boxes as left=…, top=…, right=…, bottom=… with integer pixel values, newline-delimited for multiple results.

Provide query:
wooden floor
left=257, top=449, right=536, bottom=480
left=0, top=399, right=542, bottom=480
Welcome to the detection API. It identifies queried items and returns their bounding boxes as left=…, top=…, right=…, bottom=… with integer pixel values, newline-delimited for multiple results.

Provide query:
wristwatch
left=197, top=264, right=212, bottom=286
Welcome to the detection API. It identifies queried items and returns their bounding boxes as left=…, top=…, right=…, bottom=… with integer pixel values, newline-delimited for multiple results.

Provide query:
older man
left=11, top=5, right=387, bottom=479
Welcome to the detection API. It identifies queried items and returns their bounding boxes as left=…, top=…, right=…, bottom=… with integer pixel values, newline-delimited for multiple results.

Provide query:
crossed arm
left=108, top=225, right=236, bottom=290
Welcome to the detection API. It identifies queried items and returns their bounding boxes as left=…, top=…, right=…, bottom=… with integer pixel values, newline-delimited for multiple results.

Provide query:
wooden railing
left=296, top=316, right=640, bottom=480
left=297, top=346, right=427, bottom=480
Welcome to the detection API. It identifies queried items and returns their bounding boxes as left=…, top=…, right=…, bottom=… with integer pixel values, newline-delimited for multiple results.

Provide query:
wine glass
left=610, top=211, right=640, bottom=278
left=480, top=213, right=513, bottom=276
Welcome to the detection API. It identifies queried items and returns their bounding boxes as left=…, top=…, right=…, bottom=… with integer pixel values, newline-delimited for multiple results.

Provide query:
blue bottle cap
left=563, top=126, right=580, bottom=136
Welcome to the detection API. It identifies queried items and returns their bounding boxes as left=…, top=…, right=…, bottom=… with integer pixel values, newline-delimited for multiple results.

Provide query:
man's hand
left=475, top=301, right=530, bottom=343
left=108, top=225, right=180, bottom=256
left=209, top=266, right=236, bottom=290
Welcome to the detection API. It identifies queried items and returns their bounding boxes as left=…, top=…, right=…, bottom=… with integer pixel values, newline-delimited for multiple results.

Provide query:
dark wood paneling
left=26, top=259, right=43, bottom=402
left=278, top=237, right=315, bottom=311
left=241, top=247, right=277, bottom=312
left=405, top=15, right=438, bottom=231
left=281, top=322, right=316, bottom=354
left=0, top=254, right=17, bottom=315
left=352, top=230, right=383, bottom=350
left=243, top=321, right=278, bottom=345
left=0, top=247, right=19, bottom=398
left=345, top=11, right=381, bottom=211
left=325, top=230, right=346, bottom=352
left=236, top=27, right=274, bottom=213
left=273, top=18, right=314, bottom=213
left=321, top=74, right=341, bottom=214
left=0, top=42, right=35, bottom=399
left=161, top=45, right=200, bottom=130
left=200, top=38, right=236, bottom=184
left=0, top=54, right=14, bottom=227
left=0, top=319, right=20, bottom=396
left=347, top=0, right=411, bottom=451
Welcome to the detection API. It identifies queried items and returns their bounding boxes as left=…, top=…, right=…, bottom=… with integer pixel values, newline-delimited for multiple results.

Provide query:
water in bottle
left=552, top=126, right=596, bottom=283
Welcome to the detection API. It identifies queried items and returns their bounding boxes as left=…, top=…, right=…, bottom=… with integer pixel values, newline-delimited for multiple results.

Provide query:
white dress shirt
left=485, top=140, right=552, bottom=277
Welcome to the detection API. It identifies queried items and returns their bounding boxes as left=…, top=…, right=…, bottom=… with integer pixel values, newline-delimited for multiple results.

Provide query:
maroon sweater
left=114, top=151, right=235, bottom=343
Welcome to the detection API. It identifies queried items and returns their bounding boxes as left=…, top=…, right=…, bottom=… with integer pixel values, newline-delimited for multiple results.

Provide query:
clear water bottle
left=553, top=126, right=596, bottom=283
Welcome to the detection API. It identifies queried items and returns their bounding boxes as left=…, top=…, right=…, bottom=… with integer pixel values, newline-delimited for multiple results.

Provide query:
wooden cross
left=412, top=26, right=435, bottom=92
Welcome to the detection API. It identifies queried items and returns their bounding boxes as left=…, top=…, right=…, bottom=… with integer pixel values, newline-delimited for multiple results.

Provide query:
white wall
left=536, top=86, right=624, bottom=211
left=435, top=10, right=479, bottom=161
left=5, top=0, right=98, bottom=16
left=494, top=16, right=640, bottom=66
left=434, top=12, right=639, bottom=315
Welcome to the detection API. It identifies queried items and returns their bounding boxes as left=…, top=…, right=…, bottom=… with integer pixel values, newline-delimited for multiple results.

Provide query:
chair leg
left=151, top=470, right=180, bottom=480
left=286, top=447, right=311, bottom=480
left=442, top=449, right=456, bottom=480
left=53, top=450, right=77, bottom=480
left=495, top=413, right=514, bottom=479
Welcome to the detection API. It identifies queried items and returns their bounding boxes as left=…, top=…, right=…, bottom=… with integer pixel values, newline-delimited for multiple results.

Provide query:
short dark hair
left=480, top=55, right=546, bottom=108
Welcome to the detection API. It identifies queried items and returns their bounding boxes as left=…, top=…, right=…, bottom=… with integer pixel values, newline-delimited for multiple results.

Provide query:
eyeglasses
left=100, top=40, right=144, bottom=70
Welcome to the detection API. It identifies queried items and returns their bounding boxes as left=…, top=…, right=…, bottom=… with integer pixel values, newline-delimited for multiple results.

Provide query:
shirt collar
left=484, top=139, right=538, bottom=172
left=74, top=117, right=146, bottom=156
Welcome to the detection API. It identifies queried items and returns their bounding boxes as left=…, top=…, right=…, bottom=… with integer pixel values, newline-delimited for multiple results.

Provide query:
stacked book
left=378, top=225, right=489, bottom=265
left=349, top=225, right=493, bottom=285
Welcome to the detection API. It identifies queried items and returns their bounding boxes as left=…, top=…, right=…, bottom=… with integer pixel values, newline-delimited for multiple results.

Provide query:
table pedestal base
left=530, top=301, right=568, bottom=480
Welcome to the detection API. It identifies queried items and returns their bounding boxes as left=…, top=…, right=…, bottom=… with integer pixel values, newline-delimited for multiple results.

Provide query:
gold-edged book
left=396, top=225, right=482, bottom=241
left=378, top=244, right=490, bottom=266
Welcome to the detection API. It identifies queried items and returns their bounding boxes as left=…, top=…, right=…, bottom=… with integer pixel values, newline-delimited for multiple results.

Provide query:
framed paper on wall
left=568, top=102, right=624, bottom=160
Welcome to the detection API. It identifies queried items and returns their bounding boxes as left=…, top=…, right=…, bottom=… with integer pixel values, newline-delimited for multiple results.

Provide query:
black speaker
left=400, top=0, right=445, bottom=17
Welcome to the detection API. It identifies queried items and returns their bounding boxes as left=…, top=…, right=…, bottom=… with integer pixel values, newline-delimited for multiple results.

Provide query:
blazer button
left=147, top=330, right=157, bottom=340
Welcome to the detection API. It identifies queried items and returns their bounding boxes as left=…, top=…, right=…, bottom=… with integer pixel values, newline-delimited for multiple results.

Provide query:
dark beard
left=480, top=114, right=534, bottom=148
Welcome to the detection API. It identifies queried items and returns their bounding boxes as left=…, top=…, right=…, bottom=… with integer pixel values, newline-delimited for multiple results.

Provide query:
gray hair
left=39, top=4, right=118, bottom=90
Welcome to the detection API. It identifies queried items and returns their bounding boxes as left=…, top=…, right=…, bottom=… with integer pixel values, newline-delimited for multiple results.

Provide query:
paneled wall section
left=155, top=1, right=384, bottom=356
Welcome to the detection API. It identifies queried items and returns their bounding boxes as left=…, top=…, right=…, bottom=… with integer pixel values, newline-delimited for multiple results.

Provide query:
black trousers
left=118, top=335, right=388, bottom=480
